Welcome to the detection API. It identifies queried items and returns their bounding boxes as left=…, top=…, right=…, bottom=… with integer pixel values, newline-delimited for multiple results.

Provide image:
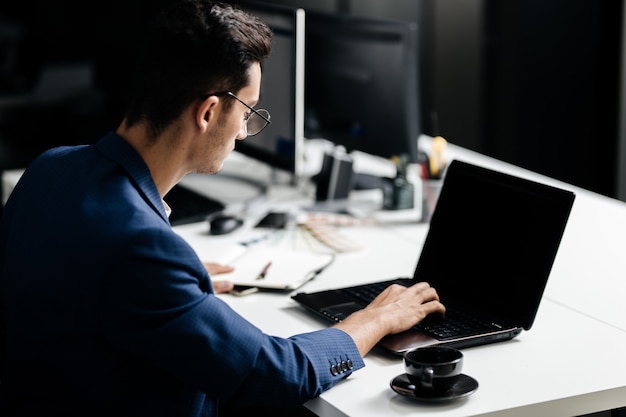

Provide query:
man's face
left=194, top=63, right=262, bottom=174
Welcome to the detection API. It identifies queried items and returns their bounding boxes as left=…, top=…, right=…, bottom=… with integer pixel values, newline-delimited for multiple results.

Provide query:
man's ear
left=197, top=96, right=220, bottom=131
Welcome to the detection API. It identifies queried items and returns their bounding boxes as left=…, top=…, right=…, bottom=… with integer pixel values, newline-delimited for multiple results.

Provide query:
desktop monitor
left=226, top=1, right=305, bottom=180
left=305, top=11, right=421, bottom=163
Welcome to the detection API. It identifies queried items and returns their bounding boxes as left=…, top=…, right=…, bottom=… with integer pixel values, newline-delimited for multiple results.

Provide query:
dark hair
left=124, top=0, right=273, bottom=138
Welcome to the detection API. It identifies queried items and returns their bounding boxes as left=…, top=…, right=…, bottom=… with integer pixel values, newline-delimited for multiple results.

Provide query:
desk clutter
left=179, top=210, right=381, bottom=293
left=244, top=211, right=376, bottom=254
left=308, top=135, right=450, bottom=222
left=298, top=212, right=377, bottom=253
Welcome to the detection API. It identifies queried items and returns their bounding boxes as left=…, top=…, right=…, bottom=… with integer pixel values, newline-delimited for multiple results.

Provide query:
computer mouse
left=208, top=214, right=244, bottom=235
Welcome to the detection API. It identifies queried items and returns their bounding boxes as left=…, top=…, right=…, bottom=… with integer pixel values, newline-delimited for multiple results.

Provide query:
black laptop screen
left=413, top=160, right=575, bottom=330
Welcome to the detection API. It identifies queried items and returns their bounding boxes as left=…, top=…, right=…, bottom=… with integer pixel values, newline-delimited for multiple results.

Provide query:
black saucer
left=390, top=373, right=479, bottom=402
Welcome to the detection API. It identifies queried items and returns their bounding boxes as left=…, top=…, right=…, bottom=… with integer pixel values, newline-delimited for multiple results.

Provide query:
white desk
left=175, top=143, right=626, bottom=417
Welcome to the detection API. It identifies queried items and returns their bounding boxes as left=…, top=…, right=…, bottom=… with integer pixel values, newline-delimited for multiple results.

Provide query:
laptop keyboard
left=340, top=278, right=414, bottom=303
left=416, top=308, right=499, bottom=340
left=340, top=279, right=500, bottom=340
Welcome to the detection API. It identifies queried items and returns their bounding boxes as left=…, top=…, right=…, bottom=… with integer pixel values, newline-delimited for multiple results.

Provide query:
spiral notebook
left=292, top=160, right=575, bottom=355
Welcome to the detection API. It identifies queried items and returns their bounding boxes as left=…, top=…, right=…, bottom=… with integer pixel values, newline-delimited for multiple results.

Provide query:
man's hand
left=333, top=282, right=445, bottom=357
left=203, top=262, right=235, bottom=294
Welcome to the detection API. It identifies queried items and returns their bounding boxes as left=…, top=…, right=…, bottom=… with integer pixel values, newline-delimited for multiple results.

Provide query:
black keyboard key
left=341, top=279, right=413, bottom=304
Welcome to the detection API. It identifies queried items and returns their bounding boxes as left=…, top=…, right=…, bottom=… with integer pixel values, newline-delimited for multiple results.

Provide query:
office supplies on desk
left=383, top=153, right=415, bottom=210
left=418, top=135, right=448, bottom=181
left=256, top=261, right=272, bottom=280
left=421, top=179, right=443, bottom=223
left=428, top=136, right=447, bottom=179
left=298, top=212, right=377, bottom=253
left=208, top=214, right=244, bottom=235
left=218, top=246, right=335, bottom=290
left=292, top=159, right=575, bottom=355
left=254, top=211, right=289, bottom=229
left=299, top=222, right=363, bottom=253
left=229, top=285, right=259, bottom=297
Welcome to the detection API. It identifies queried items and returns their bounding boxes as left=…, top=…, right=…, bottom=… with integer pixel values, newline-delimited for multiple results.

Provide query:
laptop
left=165, top=184, right=225, bottom=226
left=291, top=159, right=575, bottom=355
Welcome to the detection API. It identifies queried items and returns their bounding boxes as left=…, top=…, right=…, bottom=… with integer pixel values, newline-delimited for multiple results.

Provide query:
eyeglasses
left=201, top=91, right=271, bottom=136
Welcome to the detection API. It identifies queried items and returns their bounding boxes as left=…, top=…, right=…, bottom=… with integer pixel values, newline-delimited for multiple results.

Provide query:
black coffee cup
left=404, top=346, right=463, bottom=391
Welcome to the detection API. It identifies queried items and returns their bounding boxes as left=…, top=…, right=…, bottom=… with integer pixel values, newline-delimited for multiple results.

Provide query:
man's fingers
left=212, top=280, right=234, bottom=293
left=203, top=262, right=235, bottom=275
left=423, top=299, right=447, bottom=315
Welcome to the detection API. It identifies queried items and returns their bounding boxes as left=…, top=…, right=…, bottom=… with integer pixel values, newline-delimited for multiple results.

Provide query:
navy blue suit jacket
left=0, top=132, right=364, bottom=416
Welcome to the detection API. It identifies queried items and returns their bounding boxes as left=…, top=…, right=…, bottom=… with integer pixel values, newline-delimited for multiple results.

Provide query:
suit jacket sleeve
left=100, top=215, right=364, bottom=408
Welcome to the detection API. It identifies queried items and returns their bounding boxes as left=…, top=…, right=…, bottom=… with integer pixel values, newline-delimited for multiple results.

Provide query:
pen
left=303, top=254, right=336, bottom=282
left=256, top=261, right=272, bottom=280
left=418, top=150, right=430, bottom=180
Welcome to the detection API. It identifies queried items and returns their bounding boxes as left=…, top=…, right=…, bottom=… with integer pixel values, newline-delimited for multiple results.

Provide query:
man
left=0, top=1, right=445, bottom=416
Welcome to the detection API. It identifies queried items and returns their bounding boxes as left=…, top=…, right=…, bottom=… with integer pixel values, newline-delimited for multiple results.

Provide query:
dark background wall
left=273, top=0, right=625, bottom=199
left=481, top=0, right=623, bottom=198
left=1, top=0, right=624, bottom=199
left=323, top=0, right=624, bottom=199
left=0, top=0, right=169, bottom=171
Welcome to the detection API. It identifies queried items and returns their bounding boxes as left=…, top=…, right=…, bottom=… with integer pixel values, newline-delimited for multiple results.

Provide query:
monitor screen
left=305, top=11, right=421, bottom=162
left=226, top=1, right=305, bottom=179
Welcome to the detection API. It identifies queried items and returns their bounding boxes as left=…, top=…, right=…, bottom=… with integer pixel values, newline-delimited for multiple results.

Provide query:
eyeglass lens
left=246, top=109, right=270, bottom=136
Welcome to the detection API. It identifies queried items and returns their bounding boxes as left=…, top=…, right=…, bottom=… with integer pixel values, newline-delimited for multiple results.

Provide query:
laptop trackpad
left=379, top=331, right=439, bottom=355
left=321, top=302, right=362, bottom=321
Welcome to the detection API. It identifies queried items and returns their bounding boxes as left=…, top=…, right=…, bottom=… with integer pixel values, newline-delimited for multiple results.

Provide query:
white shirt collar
left=162, top=199, right=172, bottom=218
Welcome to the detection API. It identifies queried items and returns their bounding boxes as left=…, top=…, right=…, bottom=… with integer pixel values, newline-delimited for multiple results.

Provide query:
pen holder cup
left=421, top=179, right=443, bottom=223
